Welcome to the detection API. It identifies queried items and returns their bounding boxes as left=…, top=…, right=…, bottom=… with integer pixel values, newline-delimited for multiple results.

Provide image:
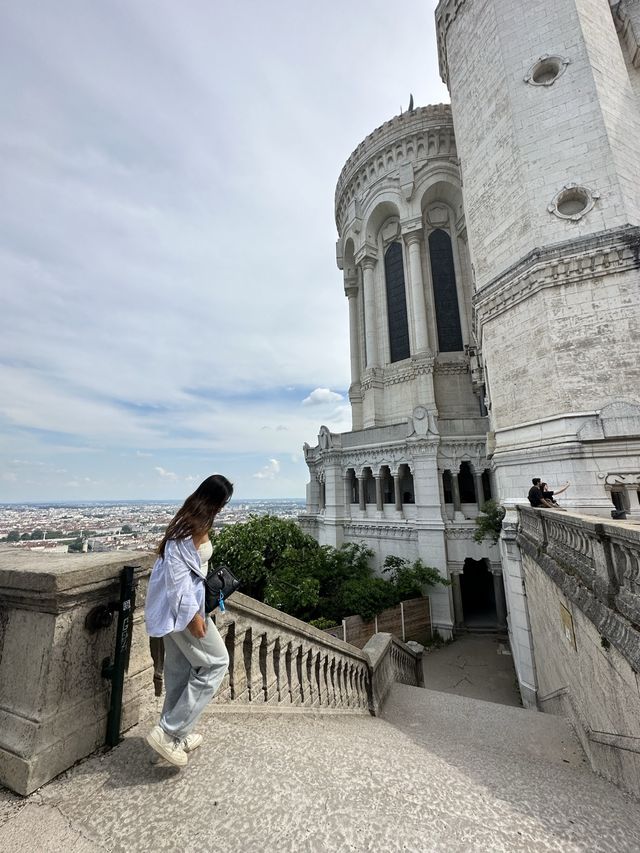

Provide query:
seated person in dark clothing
left=528, top=478, right=543, bottom=507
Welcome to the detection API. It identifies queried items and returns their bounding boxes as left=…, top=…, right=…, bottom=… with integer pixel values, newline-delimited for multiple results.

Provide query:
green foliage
left=212, top=515, right=440, bottom=624
left=474, top=500, right=506, bottom=543
left=121, top=524, right=133, bottom=534
left=68, top=538, right=84, bottom=553
left=6, top=531, right=20, bottom=542
left=308, top=617, right=338, bottom=630
left=382, top=555, right=450, bottom=598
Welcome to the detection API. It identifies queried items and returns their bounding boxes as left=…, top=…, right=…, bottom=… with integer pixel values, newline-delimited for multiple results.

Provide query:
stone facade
left=517, top=506, right=640, bottom=796
left=431, top=0, right=640, bottom=702
left=302, top=107, right=503, bottom=639
left=304, top=1, right=640, bottom=704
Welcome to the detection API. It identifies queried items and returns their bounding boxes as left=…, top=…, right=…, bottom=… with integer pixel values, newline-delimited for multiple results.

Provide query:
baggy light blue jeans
left=160, top=616, right=229, bottom=739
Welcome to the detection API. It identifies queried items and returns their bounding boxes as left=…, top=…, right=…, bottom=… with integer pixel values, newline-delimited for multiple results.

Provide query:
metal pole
left=102, top=565, right=137, bottom=748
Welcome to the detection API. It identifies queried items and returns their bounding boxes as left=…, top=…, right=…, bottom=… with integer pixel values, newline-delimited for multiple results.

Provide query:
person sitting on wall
left=528, top=478, right=544, bottom=507
left=541, top=481, right=570, bottom=508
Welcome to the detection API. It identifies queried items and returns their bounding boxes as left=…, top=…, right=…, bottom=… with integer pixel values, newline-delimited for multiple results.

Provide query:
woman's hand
left=187, top=612, right=207, bottom=638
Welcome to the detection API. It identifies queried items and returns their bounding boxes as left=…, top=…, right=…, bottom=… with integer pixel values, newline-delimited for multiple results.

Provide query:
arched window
left=428, top=229, right=463, bottom=352
left=384, top=242, right=410, bottom=362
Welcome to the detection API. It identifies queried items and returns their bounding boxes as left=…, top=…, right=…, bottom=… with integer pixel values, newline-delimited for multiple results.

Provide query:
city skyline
left=0, top=1, right=448, bottom=502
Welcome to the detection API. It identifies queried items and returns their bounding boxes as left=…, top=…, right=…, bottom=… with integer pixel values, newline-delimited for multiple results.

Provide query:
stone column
left=358, top=475, right=366, bottom=511
left=319, top=480, right=325, bottom=511
left=374, top=474, right=383, bottom=512
left=360, top=256, right=379, bottom=369
left=346, top=281, right=363, bottom=431
left=393, top=471, right=402, bottom=511
left=404, top=229, right=430, bottom=353
left=343, top=473, right=352, bottom=519
left=451, top=469, right=462, bottom=515
left=473, top=469, right=485, bottom=508
left=451, top=571, right=464, bottom=628
left=492, top=570, right=507, bottom=629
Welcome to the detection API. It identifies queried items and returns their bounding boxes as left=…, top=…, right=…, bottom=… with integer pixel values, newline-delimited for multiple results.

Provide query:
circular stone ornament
left=524, top=55, right=570, bottom=86
left=547, top=184, right=600, bottom=221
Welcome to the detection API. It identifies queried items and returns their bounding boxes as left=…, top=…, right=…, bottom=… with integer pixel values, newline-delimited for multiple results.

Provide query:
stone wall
left=0, top=550, right=155, bottom=796
left=516, top=507, right=640, bottom=795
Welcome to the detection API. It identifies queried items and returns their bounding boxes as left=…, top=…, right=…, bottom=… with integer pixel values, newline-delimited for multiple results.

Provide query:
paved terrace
left=2, top=641, right=640, bottom=853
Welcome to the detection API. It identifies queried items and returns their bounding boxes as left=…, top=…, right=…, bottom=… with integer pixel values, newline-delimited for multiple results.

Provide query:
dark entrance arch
left=460, top=558, right=497, bottom=629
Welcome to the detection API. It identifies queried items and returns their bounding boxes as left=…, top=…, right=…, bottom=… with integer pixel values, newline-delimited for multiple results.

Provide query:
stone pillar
left=473, top=469, right=485, bottom=508
left=345, top=281, right=363, bottom=431
left=319, top=480, right=325, bottom=511
left=404, top=229, right=430, bottom=353
left=492, top=570, right=507, bottom=629
left=360, top=256, right=379, bottom=369
left=358, top=475, right=366, bottom=511
left=623, top=486, right=640, bottom=519
left=451, top=572, right=464, bottom=628
left=451, top=469, right=464, bottom=519
left=374, top=475, right=383, bottom=512
left=343, top=473, right=352, bottom=519
left=393, top=471, right=402, bottom=511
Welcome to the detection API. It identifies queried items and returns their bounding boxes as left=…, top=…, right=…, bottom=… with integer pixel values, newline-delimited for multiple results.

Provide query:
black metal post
left=101, top=565, right=138, bottom=748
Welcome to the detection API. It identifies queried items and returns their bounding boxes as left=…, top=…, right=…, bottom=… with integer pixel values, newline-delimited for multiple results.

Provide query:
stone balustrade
left=363, top=632, right=425, bottom=715
left=517, top=506, right=640, bottom=674
left=516, top=507, right=640, bottom=795
left=213, top=593, right=372, bottom=712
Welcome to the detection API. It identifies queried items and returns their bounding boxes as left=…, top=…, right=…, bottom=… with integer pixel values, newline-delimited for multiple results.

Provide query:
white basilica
left=300, top=104, right=505, bottom=639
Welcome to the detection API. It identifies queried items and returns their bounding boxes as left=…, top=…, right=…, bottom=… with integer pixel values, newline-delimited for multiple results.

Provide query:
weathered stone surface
left=0, top=551, right=154, bottom=795
left=517, top=506, right=640, bottom=796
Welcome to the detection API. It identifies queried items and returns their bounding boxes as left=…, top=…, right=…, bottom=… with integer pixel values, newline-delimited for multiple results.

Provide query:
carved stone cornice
left=335, top=105, right=456, bottom=234
left=474, top=225, right=640, bottom=327
left=361, top=357, right=435, bottom=393
left=343, top=522, right=418, bottom=541
left=434, top=359, right=469, bottom=375
left=445, top=525, right=477, bottom=539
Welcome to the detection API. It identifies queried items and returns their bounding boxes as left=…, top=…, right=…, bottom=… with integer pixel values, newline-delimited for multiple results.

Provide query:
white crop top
left=198, top=539, right=213, bottom=567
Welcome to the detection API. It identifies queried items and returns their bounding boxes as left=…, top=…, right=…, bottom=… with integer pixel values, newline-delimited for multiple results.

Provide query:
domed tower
left=435, top=0, right=640, bottom=704
left=302, top=105, right=505, bottom=639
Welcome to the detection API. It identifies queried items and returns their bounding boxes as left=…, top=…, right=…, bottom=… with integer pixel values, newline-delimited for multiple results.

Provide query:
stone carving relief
left=605, top=472, right=640, bottom=488
left=547, top=184, right=600, bottom=222
left=577, top=401, right=640, bottom=441
left=407, top=406, right=439, bottom=438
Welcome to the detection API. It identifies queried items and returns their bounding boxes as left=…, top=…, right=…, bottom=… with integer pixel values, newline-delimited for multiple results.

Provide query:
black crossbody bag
left=203, top=564, right=241, bottom=613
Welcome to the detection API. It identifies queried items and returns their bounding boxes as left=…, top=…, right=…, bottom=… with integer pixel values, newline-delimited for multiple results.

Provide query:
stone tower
left=435, top=0, right=640, bottom=513
left=435, top=0, right=640, bottom=703
left=301, top=105, right=505, bottom=639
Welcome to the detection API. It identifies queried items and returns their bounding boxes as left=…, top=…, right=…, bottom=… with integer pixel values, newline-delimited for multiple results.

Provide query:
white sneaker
left=146, top=725, right=188, bottom=767
left=181, top=733, right=203, bottom=752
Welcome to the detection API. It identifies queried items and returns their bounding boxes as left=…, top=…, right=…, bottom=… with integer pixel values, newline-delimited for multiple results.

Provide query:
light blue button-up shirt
left=144, top=538, right=207, bottom=637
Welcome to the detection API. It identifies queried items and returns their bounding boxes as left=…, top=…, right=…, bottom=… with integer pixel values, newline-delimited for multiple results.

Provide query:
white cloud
left=302, top=388, right=344, bottom=407
left=154, top=466, right=178, bottom=480
left=0, top=0, right=449, bottom=501
left=253, top=459, right=281, bottom=480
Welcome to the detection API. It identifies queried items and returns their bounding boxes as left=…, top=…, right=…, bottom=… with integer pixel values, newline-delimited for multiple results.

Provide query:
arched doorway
left=460, top=558, right=497, bottom=629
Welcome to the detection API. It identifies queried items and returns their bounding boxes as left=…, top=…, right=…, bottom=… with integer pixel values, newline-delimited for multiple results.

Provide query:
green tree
left=121, top=524, right=133, bottom=534
left=30, top=529, right=45, bottom=540
left=382, top=555, right=450, bottom=599
left=7, top=531, right=20, bottom=542
left=474, top=500, right=506, bottom=543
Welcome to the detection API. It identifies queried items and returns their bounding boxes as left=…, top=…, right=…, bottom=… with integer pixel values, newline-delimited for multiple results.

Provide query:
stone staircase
left=2, top=681, right=640, bottom=852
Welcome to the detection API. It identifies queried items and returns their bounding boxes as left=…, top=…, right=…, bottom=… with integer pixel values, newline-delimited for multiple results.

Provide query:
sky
left=0, top=0, right=449, bottom=502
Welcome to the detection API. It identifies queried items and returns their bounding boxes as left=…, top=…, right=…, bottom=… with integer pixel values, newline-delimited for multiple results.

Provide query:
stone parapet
left=516, top=506, right=640, bottom=795
left=0, top=550, right=155, bottom=796
left=517, top=507, right=640, bottom=667
left=362, top=632, right=425, bottom=715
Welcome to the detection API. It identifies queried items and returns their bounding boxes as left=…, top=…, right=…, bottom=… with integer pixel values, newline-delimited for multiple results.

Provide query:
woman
left=145, top=474, right=233, bottom=767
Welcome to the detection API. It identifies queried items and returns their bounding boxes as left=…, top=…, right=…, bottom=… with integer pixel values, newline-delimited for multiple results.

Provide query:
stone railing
left=210, top=593, right=424, bottom=716
left=363, top=633, right=425, bottom=715
left=212, top=593, right=371, bottom=713
left=517, top=506, right=640, bottom=671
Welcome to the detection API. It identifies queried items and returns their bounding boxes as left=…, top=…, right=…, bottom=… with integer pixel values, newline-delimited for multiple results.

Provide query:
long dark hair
left=158, top=474, right=233, bottom=557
